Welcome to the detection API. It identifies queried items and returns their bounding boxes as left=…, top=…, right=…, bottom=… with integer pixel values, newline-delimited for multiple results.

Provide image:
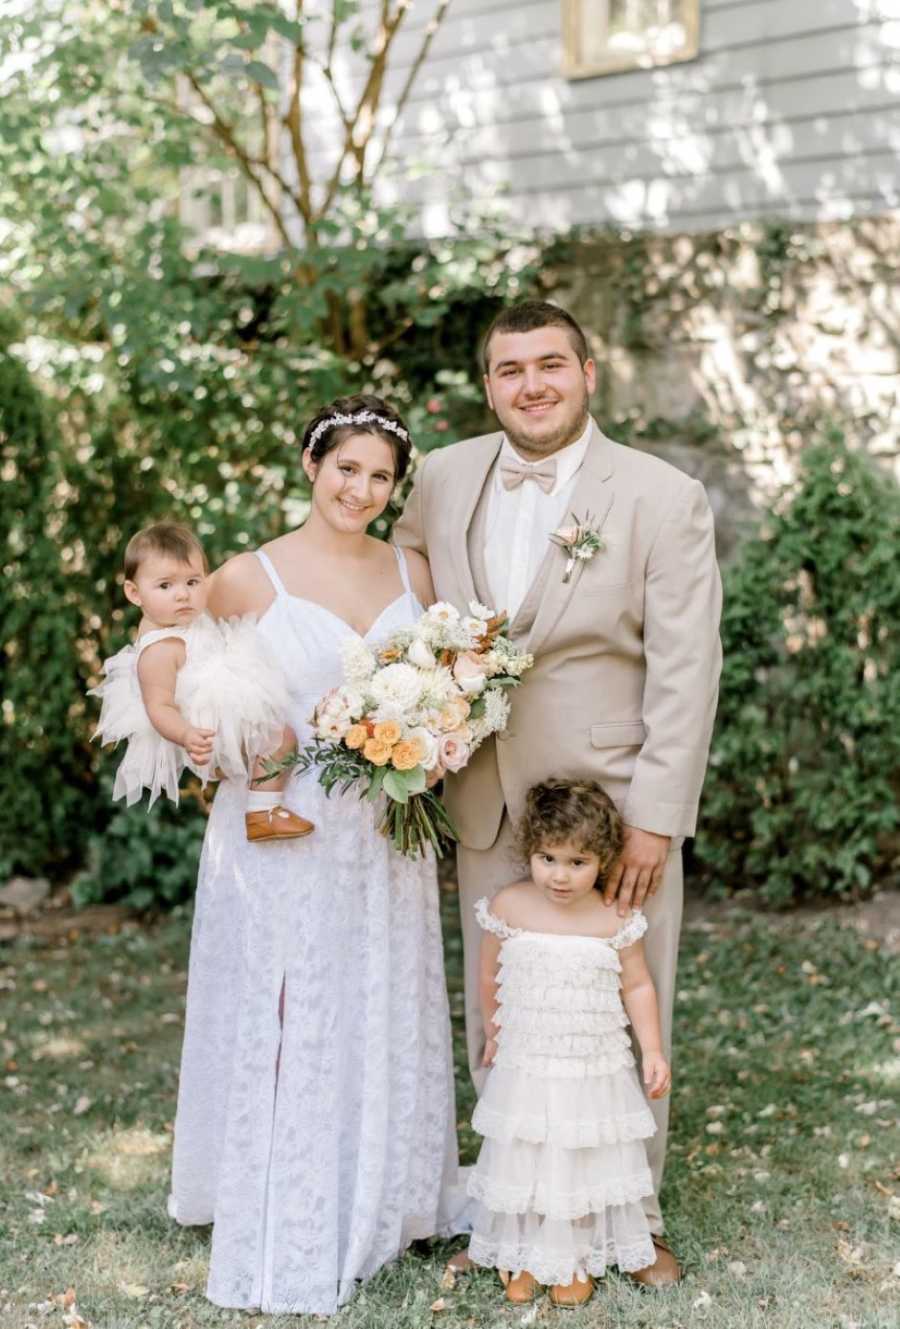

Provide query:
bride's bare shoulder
left=207, top=551, right=274, bottom=619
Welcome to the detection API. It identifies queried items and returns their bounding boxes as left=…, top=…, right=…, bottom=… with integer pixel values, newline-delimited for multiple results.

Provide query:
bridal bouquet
left=294, top=601, right=532, bottom=858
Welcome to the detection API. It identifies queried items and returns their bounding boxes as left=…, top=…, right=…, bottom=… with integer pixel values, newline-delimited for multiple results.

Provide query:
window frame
left=562, top=0, right=700, bottom=80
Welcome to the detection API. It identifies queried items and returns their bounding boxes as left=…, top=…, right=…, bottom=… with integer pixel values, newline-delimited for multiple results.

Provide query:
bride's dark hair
left=301, top=393, right=413, bottom=481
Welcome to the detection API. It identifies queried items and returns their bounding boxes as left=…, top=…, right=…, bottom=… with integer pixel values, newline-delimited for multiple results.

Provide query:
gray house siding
left=305, top=0, right=900, bottom=234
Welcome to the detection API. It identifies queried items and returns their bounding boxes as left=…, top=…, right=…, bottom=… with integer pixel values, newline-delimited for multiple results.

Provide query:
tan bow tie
left=499, top=456, right=557, bottom=495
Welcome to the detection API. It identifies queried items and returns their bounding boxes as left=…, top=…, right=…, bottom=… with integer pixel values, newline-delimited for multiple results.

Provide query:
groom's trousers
left=456, top=816, right=684, bottom=1237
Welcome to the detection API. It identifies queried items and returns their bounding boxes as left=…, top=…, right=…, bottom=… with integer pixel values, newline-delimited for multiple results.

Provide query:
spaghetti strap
left=254, top=548, right=289, bottom=599
left=391, top=543, right=413, bottom=596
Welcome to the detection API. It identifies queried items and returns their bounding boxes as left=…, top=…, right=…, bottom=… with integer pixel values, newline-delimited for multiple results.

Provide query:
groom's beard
left=499, top=389, right=590, bottom=460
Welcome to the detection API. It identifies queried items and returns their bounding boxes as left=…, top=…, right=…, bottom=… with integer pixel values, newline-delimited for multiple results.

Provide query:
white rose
left=468, top=599, right=493, bottom=621
left=407, top=637, right=437, bottom=669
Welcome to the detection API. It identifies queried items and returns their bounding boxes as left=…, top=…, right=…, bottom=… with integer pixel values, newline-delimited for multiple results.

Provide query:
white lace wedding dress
left=168, top=546, right=466, bottom=1315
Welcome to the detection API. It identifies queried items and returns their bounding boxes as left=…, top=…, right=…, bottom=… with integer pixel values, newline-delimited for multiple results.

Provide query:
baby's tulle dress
left=468, top=899, right=657, bottom=1285
left=89, top=613, right=289, bottom=806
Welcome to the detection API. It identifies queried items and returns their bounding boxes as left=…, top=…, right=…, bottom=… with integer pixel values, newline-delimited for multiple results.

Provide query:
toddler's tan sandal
left=504, top=1270, right=540, bottom=1304
left=245, top=806, right=315, bottom=842
left=549, top=1275, right=594, bottom=1308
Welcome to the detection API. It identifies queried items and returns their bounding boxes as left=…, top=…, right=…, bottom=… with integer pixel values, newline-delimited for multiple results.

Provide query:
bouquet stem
left=379, top=789, right=459, bottom=859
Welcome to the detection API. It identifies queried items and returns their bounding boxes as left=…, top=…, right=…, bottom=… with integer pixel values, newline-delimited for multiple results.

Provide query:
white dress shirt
left=484, top=419, right=592, bottom=621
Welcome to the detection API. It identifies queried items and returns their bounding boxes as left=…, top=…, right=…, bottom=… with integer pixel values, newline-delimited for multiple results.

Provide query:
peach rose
left=363, top=738, right=392, bottom=766
left=452, top=650, right=489, bottom=695
left=344, top=724, right=368, bottom=750
left=436, top=695, right=471, bottom=732
left=391, top=738, right=426, bottom=771
left=373, top=720, right=402, bottom=746
left=438, top=732, right=471, bottom=773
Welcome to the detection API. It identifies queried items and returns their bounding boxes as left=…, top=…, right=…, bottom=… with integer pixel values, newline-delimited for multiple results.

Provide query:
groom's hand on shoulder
left=604, top=826, right=671, bottom=916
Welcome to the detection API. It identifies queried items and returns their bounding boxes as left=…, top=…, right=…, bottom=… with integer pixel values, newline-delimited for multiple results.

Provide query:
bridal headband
left=308, top=411, right=410, bottom=450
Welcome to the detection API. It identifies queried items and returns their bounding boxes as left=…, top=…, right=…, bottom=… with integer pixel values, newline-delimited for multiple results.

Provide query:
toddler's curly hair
left=516, top=779, right=624, bottom=887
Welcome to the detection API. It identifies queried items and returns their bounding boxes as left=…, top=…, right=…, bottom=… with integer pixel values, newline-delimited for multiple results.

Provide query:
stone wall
left=553, top=214, right=899, bottom=560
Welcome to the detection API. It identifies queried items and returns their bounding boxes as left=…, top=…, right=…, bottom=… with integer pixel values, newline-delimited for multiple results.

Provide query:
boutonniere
left=550, top=512, right=605, bottom=583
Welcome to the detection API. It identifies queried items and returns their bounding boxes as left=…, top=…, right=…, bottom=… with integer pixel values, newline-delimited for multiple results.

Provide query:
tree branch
left=283, top=45, right=314, bottom=225
left=185, top=74, right=294, bottom=251
left=374, top=0, right=451, bottom=176
left=318, top=0, right=412, bottom=216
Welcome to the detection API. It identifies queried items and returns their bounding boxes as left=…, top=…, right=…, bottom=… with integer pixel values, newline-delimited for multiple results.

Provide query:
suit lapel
left=450, top=431, right=503, bottom=608
left=525, top=424, right=616, bottom=657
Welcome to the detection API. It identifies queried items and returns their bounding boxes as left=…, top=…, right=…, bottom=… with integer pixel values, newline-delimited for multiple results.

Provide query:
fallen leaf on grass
left=72, top=1096, right=92, bottom=1117
left=439, top=1267, right=456, bottom=1292
left=53, top=1233, right=79, bottom=1246
left=119, top=1284, right=149, bottom=1298
left=430, top=1297, right=447, bottom=1312
left=169, top=1283, right=189, bottom=1295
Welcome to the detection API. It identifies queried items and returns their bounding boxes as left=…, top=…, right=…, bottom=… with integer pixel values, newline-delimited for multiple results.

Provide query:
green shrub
left=695, top=431, right=900, bottom=904
left=0, top=324, right=101, bottom=879
left=72, top=780, right=207, bottom=911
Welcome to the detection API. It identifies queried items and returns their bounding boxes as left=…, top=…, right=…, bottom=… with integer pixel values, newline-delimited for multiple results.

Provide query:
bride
left=168, top=394, right=466, bottom=1315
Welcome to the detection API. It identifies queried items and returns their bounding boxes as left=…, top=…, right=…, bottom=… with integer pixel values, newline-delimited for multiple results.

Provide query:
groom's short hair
left=480, top=300, right=590, bottom=374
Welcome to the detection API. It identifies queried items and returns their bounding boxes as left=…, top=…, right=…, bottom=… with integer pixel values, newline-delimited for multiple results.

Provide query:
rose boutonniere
left=550, top=512, right=605, bottom=583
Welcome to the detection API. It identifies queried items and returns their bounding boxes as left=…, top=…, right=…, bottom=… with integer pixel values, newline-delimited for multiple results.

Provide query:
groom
left=395, top=300, right=722, bottom=1284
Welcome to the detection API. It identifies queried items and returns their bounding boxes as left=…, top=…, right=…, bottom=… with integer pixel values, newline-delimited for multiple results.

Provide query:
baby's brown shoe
left=504, top=1270, right=540, bottom=1304
left=245, top=806, right=314, bottom=842
left=549, top=1275, right=593, bottom=1307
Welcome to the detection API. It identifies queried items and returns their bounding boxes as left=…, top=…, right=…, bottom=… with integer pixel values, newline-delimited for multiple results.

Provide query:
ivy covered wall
left=554, top=214, right=899, bottom=560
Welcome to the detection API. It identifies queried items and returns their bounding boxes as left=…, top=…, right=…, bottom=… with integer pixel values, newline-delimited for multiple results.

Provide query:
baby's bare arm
left=137, top=639, right=214, bottom=764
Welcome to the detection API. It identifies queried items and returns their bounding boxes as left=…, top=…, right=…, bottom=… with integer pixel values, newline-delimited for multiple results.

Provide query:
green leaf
left=244, top=60, right=279, bottom=90
left=366, top=764, right=388, bottom=800
left=382, top=770, right=410, bottom=804
left=402, top=765, right=427, bottom=795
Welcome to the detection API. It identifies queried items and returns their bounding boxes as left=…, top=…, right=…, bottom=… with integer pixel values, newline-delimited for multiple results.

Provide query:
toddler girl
left=90, top=521, right=313, bottom=842
left=468, top=779, right=670, bottom=1308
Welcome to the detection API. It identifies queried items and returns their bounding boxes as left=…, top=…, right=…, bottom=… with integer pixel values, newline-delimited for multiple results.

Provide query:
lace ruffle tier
left=468, top=1210, right=656, bottom=1284
left=473, top=1064, right=656, bottom=1148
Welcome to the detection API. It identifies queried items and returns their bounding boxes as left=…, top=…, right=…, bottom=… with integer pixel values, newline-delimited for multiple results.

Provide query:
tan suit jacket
left=394, top=420, right=723, bottom=850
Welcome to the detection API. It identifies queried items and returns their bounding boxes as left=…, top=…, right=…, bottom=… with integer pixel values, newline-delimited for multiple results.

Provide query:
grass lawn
left=0, top=890, right=898, bottom=1329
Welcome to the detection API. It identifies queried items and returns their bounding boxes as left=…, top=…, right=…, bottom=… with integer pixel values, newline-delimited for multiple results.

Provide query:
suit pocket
left=590, top=721, right=646, bottom=747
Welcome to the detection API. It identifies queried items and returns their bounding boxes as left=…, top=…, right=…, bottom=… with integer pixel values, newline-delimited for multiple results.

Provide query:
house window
left=563, top=0, right=699, bottom=79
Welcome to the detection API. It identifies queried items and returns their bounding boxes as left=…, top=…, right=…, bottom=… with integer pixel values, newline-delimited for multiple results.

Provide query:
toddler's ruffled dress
left=468, top=898, right=657, bottom=1285
left=90, top=613, right=289, bottom=806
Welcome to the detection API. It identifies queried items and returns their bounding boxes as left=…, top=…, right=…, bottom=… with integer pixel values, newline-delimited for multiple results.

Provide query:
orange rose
left=344, top=724, right=368, bottom=750
left=363, top=738, right=392, bottom=766
left=373, top=720, right=402, bottom=746
left=391, top=738, right=425, bottom=771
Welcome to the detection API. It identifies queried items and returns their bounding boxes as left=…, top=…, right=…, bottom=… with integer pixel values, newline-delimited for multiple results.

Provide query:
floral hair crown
left=307, top=410, right=410, bottom=451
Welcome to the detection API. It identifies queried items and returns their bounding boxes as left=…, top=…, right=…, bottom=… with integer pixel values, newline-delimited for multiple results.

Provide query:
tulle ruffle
left=473, top=1065, right=656, bottom=1148
left=468, top=1137, right=653, bottom=1219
